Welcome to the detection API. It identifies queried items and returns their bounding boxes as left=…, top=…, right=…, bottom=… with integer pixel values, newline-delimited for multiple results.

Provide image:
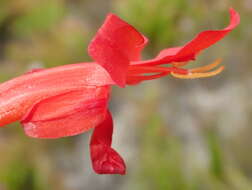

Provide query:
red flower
left=0, top=8, right=239, bottom=175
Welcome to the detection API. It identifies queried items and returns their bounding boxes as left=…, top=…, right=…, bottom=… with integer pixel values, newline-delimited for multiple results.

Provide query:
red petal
left=21, top=87, right=110, bottom=138
left=133, top=8, right=240, bottom=66
left=126, top=72, right=169, bottom=85
left=90, top=111, right=126, bottom=175
left=156, top=46, right=182, bottom=59
left=0, top=62, right=113, bottom=127
left=88, top=13, right=147, bottom=87
left=25, top=68, right=45, bottom=74
left=173, top=8, right=240, bottom=62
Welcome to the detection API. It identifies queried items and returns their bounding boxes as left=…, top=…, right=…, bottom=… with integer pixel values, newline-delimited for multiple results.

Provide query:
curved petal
left=90, top=111, right=126, bottom=175
left=88, top=13, right=148, bottom=87
left=133, top=8, right=240, bottom=66
left=173, top=8, right=240, bottom=62
left=21, top=87, right=110, bottom=138
left=0, top=62, right=113, bottom=127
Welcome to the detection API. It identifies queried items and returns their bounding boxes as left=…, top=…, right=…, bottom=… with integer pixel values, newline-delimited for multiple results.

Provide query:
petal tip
left=227, top=7, right=240, bottom=29
left=21, top=122, right=40, bottom=138
left=91, top=145, right=126, bottom=175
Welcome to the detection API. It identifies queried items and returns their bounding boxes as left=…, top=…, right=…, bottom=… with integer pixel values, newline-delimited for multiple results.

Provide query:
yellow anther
left=190, top=59, right=222, bottom=73
left=171, top=66, right=225, bottom=79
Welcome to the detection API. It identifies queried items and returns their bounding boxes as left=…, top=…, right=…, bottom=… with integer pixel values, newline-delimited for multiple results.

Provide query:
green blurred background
left=0, top=0, right=251, bottom=189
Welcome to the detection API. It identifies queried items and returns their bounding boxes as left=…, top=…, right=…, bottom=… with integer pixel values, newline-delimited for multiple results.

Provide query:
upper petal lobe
left=88, top=13, right=147, bottom=87
left=133, top=8, right=240, bottom=66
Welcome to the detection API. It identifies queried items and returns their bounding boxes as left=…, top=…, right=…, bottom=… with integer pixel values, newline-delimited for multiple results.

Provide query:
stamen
left=190, top=59, right=222, bottom=73
left=126, top=72, right=168, bottom=85
left=171, top=66, right=224, bottom=79
left=172, top=62, right=188, bottom=67
left=128, top=65, right=187, bottom=75
left=128, top=58, right=224, bottom=83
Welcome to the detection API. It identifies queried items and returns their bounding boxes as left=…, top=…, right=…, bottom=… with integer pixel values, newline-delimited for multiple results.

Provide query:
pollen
left=171, top=59, right=225, bottom=79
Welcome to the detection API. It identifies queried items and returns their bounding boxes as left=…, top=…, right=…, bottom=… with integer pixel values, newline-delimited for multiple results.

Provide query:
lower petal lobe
left=21, top=87, right=110, bottom=138
left=90, top=111, right=126, bottom=175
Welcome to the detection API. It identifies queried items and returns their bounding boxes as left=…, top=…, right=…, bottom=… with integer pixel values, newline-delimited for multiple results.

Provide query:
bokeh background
left=0, top=0, right=251, bottom=189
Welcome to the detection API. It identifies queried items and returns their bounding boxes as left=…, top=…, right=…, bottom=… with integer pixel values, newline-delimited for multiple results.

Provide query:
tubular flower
left=0, top=8, right=239, bottom=175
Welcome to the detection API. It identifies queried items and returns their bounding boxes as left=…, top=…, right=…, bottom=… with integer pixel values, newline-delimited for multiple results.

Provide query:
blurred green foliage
left=1, top=159, right=45, bottom=190
left=138, top=115, right=190, bottom=190
left=13, top=0, right=65, bottom=37
left=114, top=0, right=187, bottom=55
